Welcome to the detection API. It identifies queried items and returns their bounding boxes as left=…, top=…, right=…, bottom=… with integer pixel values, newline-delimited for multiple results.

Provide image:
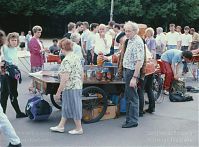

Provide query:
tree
left=0, top=0, right=198, bottom=37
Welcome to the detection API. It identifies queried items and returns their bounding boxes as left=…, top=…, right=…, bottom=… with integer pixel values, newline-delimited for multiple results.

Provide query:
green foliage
left=0, top=0, right=198, bottom=32
left=0, top=0, right=199, bottom=24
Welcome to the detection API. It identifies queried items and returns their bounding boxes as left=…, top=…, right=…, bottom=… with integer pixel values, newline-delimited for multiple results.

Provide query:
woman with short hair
left=145, top=27, right=156, bottom=59
left=28, top=25, right=45, bottom=92
left=0, top=32, right=27, bottom=118
left=50, top=38, right=84, bottom=135
left=0, top=29, right=22, bottom=147
left=70, top=33, right=84, bottom=65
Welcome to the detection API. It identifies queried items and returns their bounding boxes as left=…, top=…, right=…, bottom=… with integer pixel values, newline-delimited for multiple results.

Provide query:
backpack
left=25, top=96, right=52, bottom=121
left=169, top=80, right=193, bottom=102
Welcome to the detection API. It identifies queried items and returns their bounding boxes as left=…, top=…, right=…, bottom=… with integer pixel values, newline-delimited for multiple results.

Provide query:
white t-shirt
left=19, top=35, right=26, bottom=43
left=165, top=32, right=181, bottom=45
left=181, top=33, right=192, bottom=46
left=156, top=33, right=166, bottom=46
left=73, top=43, right=83, bottom=60
left=81, top=29, right=90, bottom=49
left=94, top=33, right=112, bottom=55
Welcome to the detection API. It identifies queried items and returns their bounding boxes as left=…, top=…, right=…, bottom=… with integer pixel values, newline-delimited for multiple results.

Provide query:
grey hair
left=124, top=21, right=139, bottom=34
left=145, top=27, right=155, bottom=36
left=32, top=25, right=42, bottom=33
left=70, top=33, right=81, bottom=43
left=156, top=27, right=163, bottom=33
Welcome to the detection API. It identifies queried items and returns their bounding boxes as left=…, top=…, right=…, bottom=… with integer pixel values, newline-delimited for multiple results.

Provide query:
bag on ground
left=25, top=96, right=52, bottom=121
left=169, top=80, right=193, bottom=102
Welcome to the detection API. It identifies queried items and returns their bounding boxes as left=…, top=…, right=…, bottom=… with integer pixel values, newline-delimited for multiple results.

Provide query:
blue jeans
left=124, top=69, right=139, bottom=124
left=167, top=45, right=177, bottom=50
left=0, top=105, right=21, bottom=145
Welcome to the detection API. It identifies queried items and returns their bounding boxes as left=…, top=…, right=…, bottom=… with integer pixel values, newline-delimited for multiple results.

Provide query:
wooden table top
left=29, top=70, right=125, bottom=85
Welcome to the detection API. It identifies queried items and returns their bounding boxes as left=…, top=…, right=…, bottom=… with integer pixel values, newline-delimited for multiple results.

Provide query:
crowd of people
left=0, top=20, right=198, bottom=146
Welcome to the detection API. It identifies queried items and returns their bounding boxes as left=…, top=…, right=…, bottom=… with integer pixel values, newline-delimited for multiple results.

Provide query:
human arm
left=55, top=59, right=71, bottom=100
left=130, top=41, right=144, bottom=87
left=188, top=35, right=193, bottom=51
left=171, top=63, right=180, bottom=80
left=129, top=60, right=143, bottom=87
left=104, top=34, right=112, bottom=51
left=177, top=41, right=181, bottom=50
left=29, top=40, right=42, bottom=55
left=177, top=34, right=182, bottom=50
left=55, top=72, right=69, bottom=100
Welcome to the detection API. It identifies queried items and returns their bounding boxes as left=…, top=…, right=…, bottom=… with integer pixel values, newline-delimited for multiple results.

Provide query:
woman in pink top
left=28, top=26, right=45, bottom=92
left=29, top=25, right=44, bottom=71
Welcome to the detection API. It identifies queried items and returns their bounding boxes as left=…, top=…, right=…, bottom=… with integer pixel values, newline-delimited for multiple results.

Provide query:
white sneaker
left=68, top=129, right=83, bottom=135
left=163, top=90, right=169, bottom=95
left=50, top=126, right=65, bottom=133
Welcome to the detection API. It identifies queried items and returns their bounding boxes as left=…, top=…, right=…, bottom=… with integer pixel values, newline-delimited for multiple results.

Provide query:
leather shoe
left=145, top=108, right=155, bottom=113
left=139, top=111, right=145, bottom=117
left=122, top=123, right=138, bottom=128
left=8, top=143, right=22, bottom=147
left=16, top=112, right=27, bottom=118
left=122, top=121, right=129, bottom=126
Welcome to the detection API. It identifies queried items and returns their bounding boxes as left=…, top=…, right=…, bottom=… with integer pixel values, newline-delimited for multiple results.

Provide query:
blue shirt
left=86, top=32, right=96, bottom=51
left=161, top=49, right=182, bottom=65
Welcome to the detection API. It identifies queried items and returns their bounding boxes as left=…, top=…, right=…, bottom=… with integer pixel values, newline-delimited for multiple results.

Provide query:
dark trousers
left=181, top=46, right=189, bottom=73
left=87, top=50, right=92, bottom=65
left=125, top=69, right=139, bottom=124
left=156, top=54, right=161, bottom=60
left=0, top=75, right=21, bottom=114
left=138, top=74, right=155, bottom=113
left=93, top=53, right=98, bottom=65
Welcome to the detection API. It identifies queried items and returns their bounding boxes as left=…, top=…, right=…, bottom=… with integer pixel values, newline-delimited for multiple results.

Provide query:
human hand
left=129, top=78, right=137, bottom=88
left=174, top=74, right=179, bottom=80
left=103, top=56, right=108, bottom=61
left=0, top=62, right=5, bottom=67
left=45, top=48, right=50, bottom=53
left=83, top=52, right=87, bottom=57
left=55, top=91, right=61, bottom=101
left=97, top=54, right=104, bottom=61
left=101, top=32, right=105, bottom=38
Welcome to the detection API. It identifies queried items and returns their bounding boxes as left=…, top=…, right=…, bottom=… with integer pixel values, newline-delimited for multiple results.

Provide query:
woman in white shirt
left=93, top=24, right=112, bottom=64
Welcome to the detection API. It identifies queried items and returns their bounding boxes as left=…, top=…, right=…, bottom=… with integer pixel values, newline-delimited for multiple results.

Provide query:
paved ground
left=0, top=40, right=198, bottom=147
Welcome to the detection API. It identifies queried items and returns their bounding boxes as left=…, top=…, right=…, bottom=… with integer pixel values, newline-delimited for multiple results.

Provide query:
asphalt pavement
left=0, top=41, right=198, bottom=147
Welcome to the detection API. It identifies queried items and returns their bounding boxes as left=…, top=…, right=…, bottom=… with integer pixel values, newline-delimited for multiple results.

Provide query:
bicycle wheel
left=82, top=86, right=108, bottom=124
left=153, top=74, right=163, bottom=101
left=50, top=94, right=62, bottom=109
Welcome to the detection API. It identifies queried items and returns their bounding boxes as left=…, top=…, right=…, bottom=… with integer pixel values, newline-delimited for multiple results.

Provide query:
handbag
left=142, top=44, right=156, bottom=76
left=144, top=60, right=156, bottom=76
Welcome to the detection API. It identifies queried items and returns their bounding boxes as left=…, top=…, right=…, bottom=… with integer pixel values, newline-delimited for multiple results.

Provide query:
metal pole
left=110, top=0, right=114, bottom=21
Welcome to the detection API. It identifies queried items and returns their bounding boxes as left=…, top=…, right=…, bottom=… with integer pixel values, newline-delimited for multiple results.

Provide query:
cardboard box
left=83, top=105, right=117, bottom=121
left=99, top=105, right=117, bottom=120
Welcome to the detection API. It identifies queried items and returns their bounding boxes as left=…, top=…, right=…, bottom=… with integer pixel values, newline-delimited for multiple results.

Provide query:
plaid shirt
left=123, top=35, right=144, bottom=70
